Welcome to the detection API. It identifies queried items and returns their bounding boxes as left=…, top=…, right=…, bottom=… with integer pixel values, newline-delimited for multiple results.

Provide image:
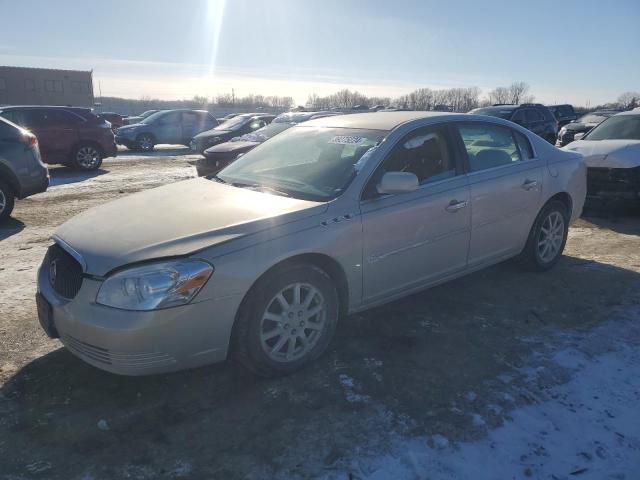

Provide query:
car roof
left=0, top=105, right=92, bottom=111
left=615, top=110, right=640, bottom=116
left=302, top=111, right=451, bottom=131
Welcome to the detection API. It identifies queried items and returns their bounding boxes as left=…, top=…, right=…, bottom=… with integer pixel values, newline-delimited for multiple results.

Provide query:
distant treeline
left=96, top=83, right=640, bottom=115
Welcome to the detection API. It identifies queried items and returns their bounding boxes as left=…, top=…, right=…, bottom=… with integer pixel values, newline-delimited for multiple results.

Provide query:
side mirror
left=376, top=171, right=419, bottom=195
left=573, top=132, right=586, bottom=141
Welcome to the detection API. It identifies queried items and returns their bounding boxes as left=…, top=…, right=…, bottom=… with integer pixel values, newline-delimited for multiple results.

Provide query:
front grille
left=587, top=166, right=640, bottom=198
left=47, top=244, right=83, bottom=299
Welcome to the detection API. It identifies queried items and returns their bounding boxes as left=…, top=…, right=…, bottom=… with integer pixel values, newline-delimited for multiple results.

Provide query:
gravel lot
left=1, top=147, right=639, bottom=479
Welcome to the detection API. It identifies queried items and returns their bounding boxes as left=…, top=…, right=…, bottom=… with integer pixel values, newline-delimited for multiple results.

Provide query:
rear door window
left=457, top=124, right=521, bottom=172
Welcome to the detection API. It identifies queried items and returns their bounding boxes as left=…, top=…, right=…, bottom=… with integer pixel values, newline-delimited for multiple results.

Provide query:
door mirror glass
left=376, top=171, right=419, bottom=195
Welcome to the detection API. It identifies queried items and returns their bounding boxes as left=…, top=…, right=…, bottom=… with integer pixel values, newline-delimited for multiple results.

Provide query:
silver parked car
left=36, top=112, right=586, bottom=376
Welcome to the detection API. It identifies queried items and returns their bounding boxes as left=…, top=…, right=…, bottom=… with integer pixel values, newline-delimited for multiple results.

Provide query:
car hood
left=55, top=178, right=326, bottom=276
left=204, top=140, right=259, bottom=155
left=117, top=124, right=143, bottom=133
left=564, top=140, right=640, bottom=168
left=563, top=122, right=588, bottom=132
left=194, top=129, right=232, bottom=140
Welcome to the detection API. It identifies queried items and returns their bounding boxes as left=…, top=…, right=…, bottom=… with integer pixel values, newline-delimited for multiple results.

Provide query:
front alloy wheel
left=233, top=263, right=339, bottom=377
left=259, top=283, right=326, bottom=362
left=137, top=134, right=155, bottom=151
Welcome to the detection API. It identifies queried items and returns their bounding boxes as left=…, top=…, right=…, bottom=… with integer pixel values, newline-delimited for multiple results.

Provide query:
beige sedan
left=37, top=112, right=586, bottom=376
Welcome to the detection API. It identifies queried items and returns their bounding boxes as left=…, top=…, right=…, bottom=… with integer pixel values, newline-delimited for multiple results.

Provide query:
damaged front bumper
left=587, top=166, right=640, bottom=202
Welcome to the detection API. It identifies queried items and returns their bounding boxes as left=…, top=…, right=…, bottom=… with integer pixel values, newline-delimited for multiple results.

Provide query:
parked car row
left=195, top=110, right=338, bottom=176
left=115, top=109, right=218, bottom=151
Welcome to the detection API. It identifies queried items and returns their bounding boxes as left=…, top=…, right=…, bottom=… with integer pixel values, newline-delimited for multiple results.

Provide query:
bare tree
left=507, top=82, right=534, bottom=104
left=488, top=82, right=534, bottom=105
left=617, top=91, right=640, bottom=110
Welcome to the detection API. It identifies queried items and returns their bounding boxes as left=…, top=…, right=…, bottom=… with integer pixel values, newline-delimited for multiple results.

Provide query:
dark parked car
left=547, top=104, right=578, bottom=128
left=469, top=104, right=558, bottom=143
left=556, top=110, right=620, bottom=147
left=190, top=113, right=276, bottom=154
left=115, top=109, right=218, bottom=151
left=0, top=116, right=49, bottom=221
left=98, top=112, right=125, bottom=131
left=123, top=110, right=158, bottom=126
left=0, top=106, right=118, bottom=170
left=196, top=111, right=337, bottom=176
left=215, top=112, right=240, bottom=123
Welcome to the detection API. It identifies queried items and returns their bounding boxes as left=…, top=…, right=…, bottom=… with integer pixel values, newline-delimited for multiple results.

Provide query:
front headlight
left=96, top=260, right=213, bottom=311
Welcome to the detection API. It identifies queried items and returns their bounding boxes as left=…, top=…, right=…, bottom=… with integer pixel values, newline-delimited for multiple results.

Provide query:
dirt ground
left=1, top=148, right=639, bottom=479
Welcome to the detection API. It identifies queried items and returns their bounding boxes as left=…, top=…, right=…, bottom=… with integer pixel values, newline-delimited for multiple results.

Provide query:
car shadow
left=581, top=210, right=640, bottom=236
left=2, top=255, right=639, bottom=478
left=0, top=217, right=25, bottom=241
left=48, top=166, right=108, bottom=187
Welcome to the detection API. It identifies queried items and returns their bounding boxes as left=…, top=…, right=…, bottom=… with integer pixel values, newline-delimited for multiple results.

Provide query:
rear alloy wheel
left=73, top=144, right=103, bottom=170
left=136, top=134, right=155, bottom=152
left=519, top=200, right=569, bottom=271
left=233, top=264, right=339, bottom=377
left=0, top=179, right=15, bottom=222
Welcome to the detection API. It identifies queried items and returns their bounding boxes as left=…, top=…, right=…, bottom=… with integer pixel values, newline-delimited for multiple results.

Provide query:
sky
left=1, top=0, right=638, bottom=106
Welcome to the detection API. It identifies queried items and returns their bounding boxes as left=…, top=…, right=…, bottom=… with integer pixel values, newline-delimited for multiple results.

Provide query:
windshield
left=230, top=122, right=291, bottom=142
left=140, top=110, right=156, bottom=118
left=470, top=108, right=514, bottom=119
left=585, top=115, right=640, bottom=141
left=139, top=111, right=166, bottom=124
left=218, top=126, right=385, bottom=201
left=215, top=115, right=251, bottom=131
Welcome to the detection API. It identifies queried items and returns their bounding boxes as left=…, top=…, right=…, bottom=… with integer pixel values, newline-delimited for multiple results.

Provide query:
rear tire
left=136, top=134, right=155, bottom=152
left=233, top=263, right=339, bottom=377
left=71, top=143, right=103, bottom=171
left=518, top=200, right=569, bottom=271
left=0, top=178, right=15, bottom=222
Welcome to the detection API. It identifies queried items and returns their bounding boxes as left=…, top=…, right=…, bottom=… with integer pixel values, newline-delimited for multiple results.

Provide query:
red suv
left=0, top=106, right=117, bottom=170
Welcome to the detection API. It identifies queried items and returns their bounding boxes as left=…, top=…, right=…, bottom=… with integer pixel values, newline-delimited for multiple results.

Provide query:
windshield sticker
left=329, top=135, right=366, bottom=145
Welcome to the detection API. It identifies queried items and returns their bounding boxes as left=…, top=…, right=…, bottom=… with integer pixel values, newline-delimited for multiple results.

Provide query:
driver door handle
left=522, top=179, right=538, bottom=190
left=445, top=199, right=468, bottom=212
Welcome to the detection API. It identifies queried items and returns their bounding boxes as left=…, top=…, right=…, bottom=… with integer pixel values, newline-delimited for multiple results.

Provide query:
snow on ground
left=323, top=308, right=640, bottom=480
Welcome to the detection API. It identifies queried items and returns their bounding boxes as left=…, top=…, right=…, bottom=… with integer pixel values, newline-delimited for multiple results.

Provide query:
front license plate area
left=36, top=293, right=59, bottom=339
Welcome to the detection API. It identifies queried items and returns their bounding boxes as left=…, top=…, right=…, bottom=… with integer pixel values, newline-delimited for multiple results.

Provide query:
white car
left=564, top=109, right=640, bottom=203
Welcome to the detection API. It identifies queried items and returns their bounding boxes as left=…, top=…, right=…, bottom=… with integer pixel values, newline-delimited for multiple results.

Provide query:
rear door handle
left=445, top=199, right=468, bottom=212
left=522, top=179, right=538, bottom=190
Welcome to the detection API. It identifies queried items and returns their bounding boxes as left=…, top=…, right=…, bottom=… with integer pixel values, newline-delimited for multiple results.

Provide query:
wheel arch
left=136, top=131, right=157, bottom=143
left=545, top=191, right=573, bottom=217
left=228, top=252, right=350, bottom=354
left=0, top=162, right=20, bottom=197
left=72, top=139, right=106, bottom=157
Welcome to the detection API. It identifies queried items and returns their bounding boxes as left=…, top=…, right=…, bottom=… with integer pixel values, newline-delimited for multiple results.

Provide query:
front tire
left=72, top=143, right=103, bottom=170
left=136, top=134, right=155, bottom=152
left=0, top=178, right=15, bottom=222
left=233, top=263, right=339, bottom=377
left=519, top=200, right=569, bottom=271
